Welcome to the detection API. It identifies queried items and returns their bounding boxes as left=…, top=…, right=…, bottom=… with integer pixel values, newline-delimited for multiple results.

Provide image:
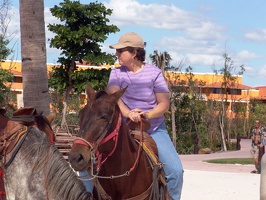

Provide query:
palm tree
left=149, top=51, right=178, bottom=147
left=20, top=0, right=50, bottom=115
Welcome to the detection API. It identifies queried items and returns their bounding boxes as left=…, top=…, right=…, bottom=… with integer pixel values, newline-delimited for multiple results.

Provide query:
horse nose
left=69, top=152, right=85, bottom=166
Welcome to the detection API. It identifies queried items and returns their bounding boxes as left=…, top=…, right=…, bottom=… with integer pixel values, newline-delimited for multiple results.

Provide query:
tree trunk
left=61, top=100, right=68, bottom=129
left=20, top=0, right=50, bottom=115
left=220, top=102, right=227, bottom=151
left=171, top=101, right=176, bottom=148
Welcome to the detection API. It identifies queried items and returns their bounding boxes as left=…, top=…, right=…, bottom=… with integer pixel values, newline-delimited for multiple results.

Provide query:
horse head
left=69, top=85, right=126, bottom=172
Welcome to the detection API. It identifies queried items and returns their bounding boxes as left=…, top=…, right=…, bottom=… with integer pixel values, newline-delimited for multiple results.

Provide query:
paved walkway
left=179, top=139, right=255, bottom=173
left=179, top=139, right=261, bottom=200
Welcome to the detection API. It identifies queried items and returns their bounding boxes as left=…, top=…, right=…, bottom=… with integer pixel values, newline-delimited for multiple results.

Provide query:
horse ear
left=46, top=112, right=56, bottom=124
left=86, top=85, right=96, bottom=108
left=109, top=86, right=127, bottom=104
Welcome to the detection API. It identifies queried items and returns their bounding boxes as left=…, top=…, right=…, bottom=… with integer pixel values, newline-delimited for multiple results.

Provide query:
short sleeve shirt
left=107, top=63, right=169, bottom=133
left=252, top=126, right=266, bottom=145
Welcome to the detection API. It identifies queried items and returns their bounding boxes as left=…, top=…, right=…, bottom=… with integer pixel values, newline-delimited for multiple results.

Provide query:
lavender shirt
left=107, top=63, right=169, bottom=134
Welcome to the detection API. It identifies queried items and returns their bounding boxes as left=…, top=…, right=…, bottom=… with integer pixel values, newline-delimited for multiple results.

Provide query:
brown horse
left=0, top=107, right=93, bottom=200
left=69, top=85, right=168, bottom=200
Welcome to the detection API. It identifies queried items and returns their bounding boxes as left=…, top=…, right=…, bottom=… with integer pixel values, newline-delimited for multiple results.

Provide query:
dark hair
left=127, top=47, right=146, bottom=62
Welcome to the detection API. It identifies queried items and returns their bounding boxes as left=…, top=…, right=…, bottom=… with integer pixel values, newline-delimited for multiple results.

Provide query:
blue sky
left=7, top=0, right=266, bottom=87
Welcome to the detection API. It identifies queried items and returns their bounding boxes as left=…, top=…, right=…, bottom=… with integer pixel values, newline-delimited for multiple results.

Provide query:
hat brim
left=109, top=43, right=127, bottom=49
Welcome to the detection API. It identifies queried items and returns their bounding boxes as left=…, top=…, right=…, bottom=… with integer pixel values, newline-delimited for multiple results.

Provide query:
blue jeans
left=150, top=122, right=184, bottom=200
left=78, top=171, right=94, bottom=193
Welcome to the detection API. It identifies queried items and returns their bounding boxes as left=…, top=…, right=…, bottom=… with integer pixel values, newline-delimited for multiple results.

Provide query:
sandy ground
left=181, top=170, right=260, bottom=200
left=179, top=139, right=261, bottom=200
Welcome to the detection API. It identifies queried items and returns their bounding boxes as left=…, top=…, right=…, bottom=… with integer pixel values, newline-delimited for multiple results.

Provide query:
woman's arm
left=143, top=92, right=170, bottom=119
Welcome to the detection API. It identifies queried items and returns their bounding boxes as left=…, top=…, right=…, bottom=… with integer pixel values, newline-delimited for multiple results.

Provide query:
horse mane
left=22, top=129, right=91, bottom=200
left=95, top=90, right=108, bottom=100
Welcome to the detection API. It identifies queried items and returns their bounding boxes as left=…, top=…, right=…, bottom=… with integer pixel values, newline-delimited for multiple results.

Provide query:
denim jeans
left=150, top=122, right=184, bottom=200
left=78, top=171, right=94, bottom=193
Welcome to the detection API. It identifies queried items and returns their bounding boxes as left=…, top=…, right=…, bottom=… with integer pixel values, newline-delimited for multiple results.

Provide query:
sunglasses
left=116, top=47, right=129, bottom=54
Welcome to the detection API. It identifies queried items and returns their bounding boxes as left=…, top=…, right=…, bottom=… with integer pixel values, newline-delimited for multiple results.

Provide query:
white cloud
left=236, top=50, right=259, bottom=61
left=7, top=7, right=20, bottom=39
left=6, top=0, right=263, bottom=82
left=186, top=22, right=226, bottom=40
left=244, top=29, right=266, bottom=42
left=187, top=53, right=222, bottom=67
left=44, top=7, right=59, bottom=41
left=245, top=64, right=266, bottom=79
left=159, top=36, right=223, bottom=55
left=105, top=0, right=224, bottom=40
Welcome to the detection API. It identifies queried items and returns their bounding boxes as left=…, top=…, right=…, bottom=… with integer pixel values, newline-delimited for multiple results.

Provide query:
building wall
left=1, top=61, right=265, bottom=115
left=166, top=72, right=243, bottom=85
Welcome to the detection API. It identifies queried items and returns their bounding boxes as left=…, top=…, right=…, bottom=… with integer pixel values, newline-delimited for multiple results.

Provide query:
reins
left=75, top=112, right=144, bottom=180
left=74, top=106, right=117, bottom=154
left=94, top=112, right=122, bottom=169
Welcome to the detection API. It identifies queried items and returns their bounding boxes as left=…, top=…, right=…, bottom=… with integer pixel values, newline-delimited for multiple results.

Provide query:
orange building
left=166, top=71, right=261, bottom=118
left=1, top=60, right=264, bottom=116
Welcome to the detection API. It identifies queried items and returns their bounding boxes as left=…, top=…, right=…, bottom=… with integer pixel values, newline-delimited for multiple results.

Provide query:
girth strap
left=125, top=183, right=153, bottom=200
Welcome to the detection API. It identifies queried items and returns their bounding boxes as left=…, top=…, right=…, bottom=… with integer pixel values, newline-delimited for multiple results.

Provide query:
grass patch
left=204, top=158, right=253, bottom=165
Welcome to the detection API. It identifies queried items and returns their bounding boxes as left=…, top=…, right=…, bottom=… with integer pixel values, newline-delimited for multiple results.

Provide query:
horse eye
left=101, top=115, right=109, bottom=120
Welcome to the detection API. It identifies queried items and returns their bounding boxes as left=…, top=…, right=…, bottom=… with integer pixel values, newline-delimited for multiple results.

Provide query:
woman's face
left=115, top=47, right=136, bottom=66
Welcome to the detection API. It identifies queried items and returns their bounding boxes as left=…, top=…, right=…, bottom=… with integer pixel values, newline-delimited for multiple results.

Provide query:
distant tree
left=150, top=50, right=171, bottom=74
left=213, top=52, right=245, bottom=151
left=0, top=0, right=15, bottom=111
left=248, top=100, right=266, bottom=137
left=20, top=0, right=50, bottom=115
left=48, top=0, right=119, bottom=126
left=150, top=50, right=180, bottom=148
left=0, top=68, right=13, bottom=106
left=0, top=0, right=12, bottom=60
left=0, top=35, right=11, bottom=61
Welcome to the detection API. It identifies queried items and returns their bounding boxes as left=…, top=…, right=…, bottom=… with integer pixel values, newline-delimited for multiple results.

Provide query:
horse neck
left=110, top=120, right=138, bottom=162
left=99, top=107, right=139, bottom=168
left=5, top=129, right=91, bottom=200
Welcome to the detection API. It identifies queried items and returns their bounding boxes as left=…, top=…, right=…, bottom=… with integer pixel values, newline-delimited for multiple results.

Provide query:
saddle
left=128, top=118, right=167, bottom=193
left=0, top=107, right=38, bottom=200
left=0, top=107, right=38, bottom=154
left=127, top=117, right=158, bottom=156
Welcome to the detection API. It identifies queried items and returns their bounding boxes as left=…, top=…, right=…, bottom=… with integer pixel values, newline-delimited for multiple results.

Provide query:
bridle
left=73, top=111, right=122, bottom=171
left=72, top=105, right=153, bottom=200
left=73, top=110, right=144, bottom=180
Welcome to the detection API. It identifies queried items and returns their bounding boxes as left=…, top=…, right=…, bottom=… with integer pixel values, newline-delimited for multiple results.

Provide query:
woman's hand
left=128, top=108, right=143, bottom=122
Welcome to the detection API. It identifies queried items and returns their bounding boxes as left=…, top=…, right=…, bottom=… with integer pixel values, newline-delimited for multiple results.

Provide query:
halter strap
left=73, top=137, right=94, bottom=149
left=73, top=112, right=122, bottom=163
left=95, top=112, right=122, bottom=167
